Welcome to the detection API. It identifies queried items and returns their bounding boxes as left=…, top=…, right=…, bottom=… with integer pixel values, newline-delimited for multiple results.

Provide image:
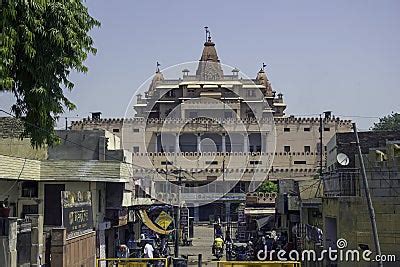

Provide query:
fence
left=323, top=168, right=400, bottom=197
left=96, top=258, right=170, bottom=267
left=217, top=261, right=301, bottom=267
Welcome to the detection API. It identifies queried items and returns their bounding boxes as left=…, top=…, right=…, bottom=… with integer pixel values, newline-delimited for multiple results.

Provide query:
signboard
left=288, top=195, right=300, bottom=211
left=180, top=207, right=189, bottom=241
left=118, top=208, right=128, bottom=226
left=61, top=191, right=93, bottom=239
left=155, top=211, right=173, bottom=230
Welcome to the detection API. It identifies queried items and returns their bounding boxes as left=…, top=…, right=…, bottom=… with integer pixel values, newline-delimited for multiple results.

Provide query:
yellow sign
left=155, top=211, right=173, bottom=230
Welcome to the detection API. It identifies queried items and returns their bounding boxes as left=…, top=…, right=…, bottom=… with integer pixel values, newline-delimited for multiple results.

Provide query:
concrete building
left=298, top=131, right=400, bottom=267
left=70, top=31, right=352, bottom=222
left=0, top=123, right=147, bottom=266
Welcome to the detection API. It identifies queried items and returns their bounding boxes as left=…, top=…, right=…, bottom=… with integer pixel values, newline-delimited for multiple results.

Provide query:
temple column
left=175, top=133, right=180, bottom=153
left=261, top=132, right=268, bottom=152
left=222, top=134, right=226, bottom=153
left=197, top=134, right=202, bottom=152
left=243, top=133, right=249, bottom=152
left=154, top=133, right=158, bottom=152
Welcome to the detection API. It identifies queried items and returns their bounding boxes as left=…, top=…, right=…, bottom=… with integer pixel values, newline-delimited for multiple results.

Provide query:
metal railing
left=323, top=168, right=400, bottom=197
left=323, top=169, right=360, bottom=197
left=96, top=258, right=169, bottom=267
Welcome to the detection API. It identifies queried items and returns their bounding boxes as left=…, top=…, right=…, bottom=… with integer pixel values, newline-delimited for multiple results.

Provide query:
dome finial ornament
left=156, top=61, right=161, bottom=73
left=204, top=26, right=210, bottom=42
left=262, top=62, right=267, bottom=71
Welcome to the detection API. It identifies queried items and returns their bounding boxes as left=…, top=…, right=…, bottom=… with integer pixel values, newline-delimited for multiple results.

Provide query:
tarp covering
left=256, top=215, right=274, bottom=230
left=138, top=210, right=173, bottom=235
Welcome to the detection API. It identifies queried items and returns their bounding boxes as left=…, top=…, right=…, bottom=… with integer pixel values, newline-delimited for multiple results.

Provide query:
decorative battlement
left=71, top=116, right=352, bottom=127
left=131, top=167, right=318, bottom=174
left=131, top=151, right=323, bottom=157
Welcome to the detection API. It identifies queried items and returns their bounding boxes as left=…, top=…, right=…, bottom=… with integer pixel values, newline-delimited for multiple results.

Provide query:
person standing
left=144, top=242, right=154, bottom=259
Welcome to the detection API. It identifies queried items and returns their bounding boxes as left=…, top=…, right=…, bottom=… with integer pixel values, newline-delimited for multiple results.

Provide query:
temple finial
left=204, top=26, right=209, bottom=42
left=262, top=63, right=267, bottom=71
left=156, top=61, right=161, bottom=72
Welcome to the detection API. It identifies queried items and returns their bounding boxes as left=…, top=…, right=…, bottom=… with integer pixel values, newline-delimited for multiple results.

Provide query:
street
left=179, top=224, right=220, bottom=266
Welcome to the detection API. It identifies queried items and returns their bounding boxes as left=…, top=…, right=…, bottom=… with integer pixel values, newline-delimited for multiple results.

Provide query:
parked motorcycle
left=213, top=247, right=224, bottom=260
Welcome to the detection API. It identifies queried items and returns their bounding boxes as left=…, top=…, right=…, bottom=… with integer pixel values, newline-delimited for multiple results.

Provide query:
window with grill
left=21, top=181, right=38, bottom=198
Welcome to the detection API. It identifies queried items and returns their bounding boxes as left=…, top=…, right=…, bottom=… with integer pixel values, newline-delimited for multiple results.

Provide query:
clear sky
left=1, top=0, right=399, bottom=130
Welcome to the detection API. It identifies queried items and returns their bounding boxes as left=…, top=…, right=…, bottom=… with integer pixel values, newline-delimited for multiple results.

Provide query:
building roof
left=0, top=117, right=25, bottom=138
left=0, top=154, right=131, bottom=182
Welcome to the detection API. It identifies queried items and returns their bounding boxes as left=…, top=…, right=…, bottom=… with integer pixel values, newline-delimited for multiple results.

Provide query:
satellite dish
left=337, top=153, right=350, bottom=166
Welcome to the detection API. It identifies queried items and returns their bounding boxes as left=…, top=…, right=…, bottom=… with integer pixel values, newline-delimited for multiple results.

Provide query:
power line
left=0, top=158, right=27, bottom=199
left=0, top=109, right=152, bottom=171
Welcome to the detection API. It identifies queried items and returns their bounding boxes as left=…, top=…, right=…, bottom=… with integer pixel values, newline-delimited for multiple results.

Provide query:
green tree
left=371, top=112, right=400, bottom=131
left=1, top=0, right=100, bottom=147
left=256, top=180, right=278, bottom=193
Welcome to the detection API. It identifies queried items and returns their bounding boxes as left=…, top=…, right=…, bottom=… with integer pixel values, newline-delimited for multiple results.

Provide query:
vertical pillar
left=50, top=228, right=67, bottom=267
left=0, top=218, right=17, bottom=267
left=175, top=133, right=180, bottom=153
left=222, top=134, right=226, bottom=153
left=197, top=134, right=201, bottom=153
left=98, top=136, right=106, bottom=160
left=154, top=134, right=158, bottom=152
left=225, top=202, right=231, bottom=223
left=243, top=133, right=249, bottom=152
left=27, top=215, right=44, bottom=267
left=194, top=205, right=200, bottom=223
left=261, top=133, right=268, bottom=152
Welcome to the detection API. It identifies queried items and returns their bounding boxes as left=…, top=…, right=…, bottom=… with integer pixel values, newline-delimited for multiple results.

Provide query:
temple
left=71, top=29, right=352, bottom=221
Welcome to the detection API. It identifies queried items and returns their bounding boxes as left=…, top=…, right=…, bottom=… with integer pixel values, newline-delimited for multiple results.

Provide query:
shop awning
left=138, top=210, right=174, bottom=235
left=244, top=207, right=275, bottom=216
left=256, top=215, right=274, bottom=229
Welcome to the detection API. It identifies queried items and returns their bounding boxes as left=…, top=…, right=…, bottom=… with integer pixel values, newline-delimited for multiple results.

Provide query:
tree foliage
left=256, top=180, right=278, bottom=193
left=371, top=112, right=400, bottom=131
left=1, top=0, right=100, bottom=147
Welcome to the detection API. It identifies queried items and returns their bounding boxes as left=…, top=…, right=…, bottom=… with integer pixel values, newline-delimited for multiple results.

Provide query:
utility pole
left=353, top=123, right=382, bottom=267
left=319, top=114, right=323, bottom=177
left=315, top=113, right=324, bottom=198
left=174, top=168, right=182, bottom=258
left=65, top=117, right=68, bottom=130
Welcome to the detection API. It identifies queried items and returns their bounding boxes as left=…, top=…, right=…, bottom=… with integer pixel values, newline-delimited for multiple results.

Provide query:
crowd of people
left=115, top=232, right=171, bottom=260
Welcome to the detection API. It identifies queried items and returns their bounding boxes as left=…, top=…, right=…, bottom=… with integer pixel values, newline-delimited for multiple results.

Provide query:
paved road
left=179, top=224, right=221, bottom=266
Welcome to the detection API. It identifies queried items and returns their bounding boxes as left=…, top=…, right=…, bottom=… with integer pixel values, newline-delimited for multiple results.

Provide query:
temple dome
left=199, top=39, right=220, bottom=62
left=256, top=68, right=273, bottom=96
left=148, top=69, right=164, bottom=93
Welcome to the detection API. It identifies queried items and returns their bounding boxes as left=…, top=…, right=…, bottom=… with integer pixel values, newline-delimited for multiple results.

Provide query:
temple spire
left=196, top=27, right=223, bottom=80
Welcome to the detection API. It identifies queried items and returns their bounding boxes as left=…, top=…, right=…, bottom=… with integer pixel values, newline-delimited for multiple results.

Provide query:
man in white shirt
left=143, top=242, right=154, bottom=258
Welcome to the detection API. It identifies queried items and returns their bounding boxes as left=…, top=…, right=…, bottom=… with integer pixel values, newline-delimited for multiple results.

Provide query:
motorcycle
left=213, top=246, right=224, bottom=260
left=225, top=241, right=234, bottom=261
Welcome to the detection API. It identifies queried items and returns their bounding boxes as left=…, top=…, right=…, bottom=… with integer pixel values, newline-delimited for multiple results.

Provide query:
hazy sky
left=1, top=0, right=399, bottom=130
